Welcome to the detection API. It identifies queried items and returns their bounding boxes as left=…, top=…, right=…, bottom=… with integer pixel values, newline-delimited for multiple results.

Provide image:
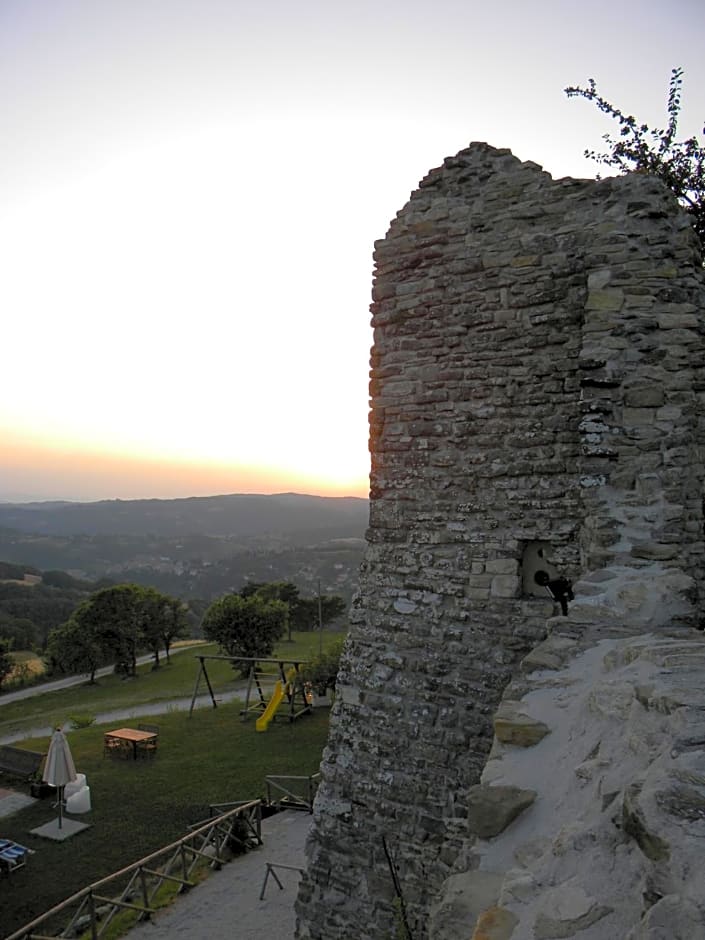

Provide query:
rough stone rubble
left=429, top=622, right=705, bottom=940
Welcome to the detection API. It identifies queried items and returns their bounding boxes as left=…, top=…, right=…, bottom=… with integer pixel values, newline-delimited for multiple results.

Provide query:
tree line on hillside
left=0, top=529, right=364, bottom=608
left=0, top=568, right=113, bottom=652
left=116, top=543, right=364, bottom=605
left=0, top=548, right=351, bottom=651
left=0, top=493, right=369, bottom=538
left=0, top=575, right=347, bottom=690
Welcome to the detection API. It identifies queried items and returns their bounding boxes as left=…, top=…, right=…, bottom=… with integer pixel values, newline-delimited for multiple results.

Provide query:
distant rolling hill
left=0, top=492, right=370, bottom=540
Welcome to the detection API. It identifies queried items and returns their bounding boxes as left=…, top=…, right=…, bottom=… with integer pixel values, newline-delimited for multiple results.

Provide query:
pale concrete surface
left=0, top=788, right=35, bottom=817
left=127, top=810, right=311, bottom=940
left=0, top=786, right=91, bottom=838
left=30, top=816, right=90, bottom=841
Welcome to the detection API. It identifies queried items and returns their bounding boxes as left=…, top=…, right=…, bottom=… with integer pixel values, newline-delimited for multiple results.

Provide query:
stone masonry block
left=585, top=288, right=624, bottom=311
left=485, top=559, right=519, bottom=575
left=491, top=575, right=520, bottom=598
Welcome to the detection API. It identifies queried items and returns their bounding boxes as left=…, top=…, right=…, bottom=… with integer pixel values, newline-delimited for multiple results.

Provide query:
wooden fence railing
left=265, top=773, right=320, bottom=813
left=4, top=800, right=263, bottom=940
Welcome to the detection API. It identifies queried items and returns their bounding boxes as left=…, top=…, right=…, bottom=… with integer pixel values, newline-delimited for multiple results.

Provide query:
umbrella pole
left=58, top=785, right=63, bottom=829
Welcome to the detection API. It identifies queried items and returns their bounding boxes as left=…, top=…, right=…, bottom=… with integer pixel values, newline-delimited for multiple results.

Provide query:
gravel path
left=125, top=810, right=311, bottom=940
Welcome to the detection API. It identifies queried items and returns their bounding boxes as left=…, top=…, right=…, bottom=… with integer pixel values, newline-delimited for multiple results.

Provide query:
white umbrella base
left=30, top=818, right=90, bottom=841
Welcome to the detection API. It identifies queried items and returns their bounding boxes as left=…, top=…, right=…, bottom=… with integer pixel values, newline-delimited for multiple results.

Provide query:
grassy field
left=0, top=631, right=341, bottom=741
left=0, top=632, right=340, bottom=937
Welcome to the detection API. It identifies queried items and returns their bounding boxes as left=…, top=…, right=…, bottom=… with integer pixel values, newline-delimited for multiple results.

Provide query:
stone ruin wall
left=295, top=144, right=705, bottom=939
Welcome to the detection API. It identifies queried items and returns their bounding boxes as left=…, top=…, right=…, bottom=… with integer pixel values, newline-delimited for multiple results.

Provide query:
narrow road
left=0, top=688, right=250, bottom=745
left=0, top=645, right=205, bottom=706
left=0, top=645, right=272, bottom=745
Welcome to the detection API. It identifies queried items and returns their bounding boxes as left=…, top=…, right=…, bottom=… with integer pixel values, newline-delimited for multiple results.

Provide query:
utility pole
left=318, top=578, right=323, bottom=655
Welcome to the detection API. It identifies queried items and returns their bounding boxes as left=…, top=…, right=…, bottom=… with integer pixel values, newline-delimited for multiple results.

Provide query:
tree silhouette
left=566, top=68, right=704, bottom=249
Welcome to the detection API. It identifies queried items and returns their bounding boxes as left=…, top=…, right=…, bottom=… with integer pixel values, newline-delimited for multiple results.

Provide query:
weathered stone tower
left=295, top=144, right=705, bottom=939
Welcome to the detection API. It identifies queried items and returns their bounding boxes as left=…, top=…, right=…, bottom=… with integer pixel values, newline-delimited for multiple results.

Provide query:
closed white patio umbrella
left=43, top=727, right=77, bottom=829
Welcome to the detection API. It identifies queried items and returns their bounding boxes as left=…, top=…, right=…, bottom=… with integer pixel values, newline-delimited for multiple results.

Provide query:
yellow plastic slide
left=255, top=667, right=297, bottom=732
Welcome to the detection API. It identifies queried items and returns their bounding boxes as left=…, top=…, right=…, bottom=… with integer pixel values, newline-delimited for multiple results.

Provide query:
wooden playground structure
left=188, top=655, right=313, bottom=730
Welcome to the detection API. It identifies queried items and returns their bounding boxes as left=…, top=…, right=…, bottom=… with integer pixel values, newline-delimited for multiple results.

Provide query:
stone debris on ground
left=429, top=628, right=705, bottom=940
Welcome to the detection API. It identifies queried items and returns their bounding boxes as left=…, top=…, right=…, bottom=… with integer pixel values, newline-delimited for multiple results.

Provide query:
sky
left=1, top=0, right=703, bottom=503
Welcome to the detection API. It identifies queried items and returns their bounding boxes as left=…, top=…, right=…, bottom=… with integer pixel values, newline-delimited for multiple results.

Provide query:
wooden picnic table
left=104, top=728, right=157, bottom=761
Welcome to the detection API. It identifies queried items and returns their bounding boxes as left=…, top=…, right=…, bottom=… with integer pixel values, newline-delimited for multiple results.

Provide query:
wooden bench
left=0, top=745, right=45, bottom=781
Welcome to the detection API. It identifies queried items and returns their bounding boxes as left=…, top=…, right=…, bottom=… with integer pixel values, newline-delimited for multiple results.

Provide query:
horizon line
left=0, top=489, right=371, bottom=506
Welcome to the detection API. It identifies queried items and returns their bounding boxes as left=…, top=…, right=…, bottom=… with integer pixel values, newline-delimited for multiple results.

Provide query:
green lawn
left=0, top=632, right=340, bottom=937
left=0, top=631, right=342, bottom=741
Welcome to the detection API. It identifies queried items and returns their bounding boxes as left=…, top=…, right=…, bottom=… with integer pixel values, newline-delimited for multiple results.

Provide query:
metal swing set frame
left=188, top=655, right=313, bottom=725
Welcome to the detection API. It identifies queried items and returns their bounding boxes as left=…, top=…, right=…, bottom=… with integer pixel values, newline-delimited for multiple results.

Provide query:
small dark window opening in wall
left=522, top=541, right=574, bottom=615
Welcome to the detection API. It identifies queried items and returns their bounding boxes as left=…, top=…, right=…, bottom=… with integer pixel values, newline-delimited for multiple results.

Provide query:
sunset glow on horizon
left=1, top=1, right=703, bottom=504
left=2, top=430, right=369, bottom=502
